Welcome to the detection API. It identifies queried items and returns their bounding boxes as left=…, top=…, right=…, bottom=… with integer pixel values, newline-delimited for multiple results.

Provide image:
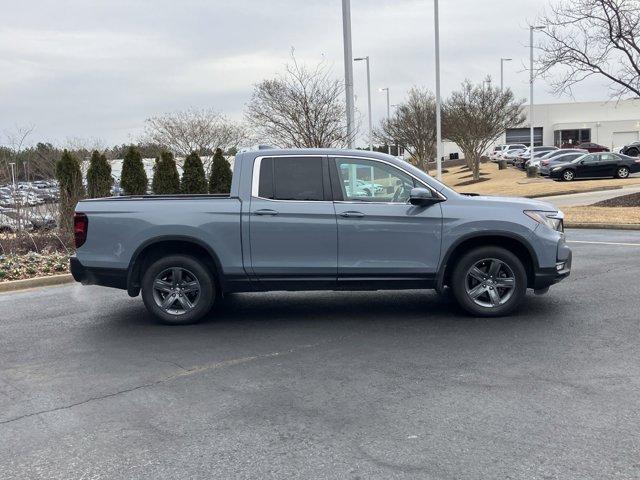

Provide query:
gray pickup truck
left=71, top=148, right=571, bottom=324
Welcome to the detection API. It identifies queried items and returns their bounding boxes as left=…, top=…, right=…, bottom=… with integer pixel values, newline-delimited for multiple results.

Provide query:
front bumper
left=533, top=242, right=572, bottom=290
left=70, top=256, right=128, bottom=290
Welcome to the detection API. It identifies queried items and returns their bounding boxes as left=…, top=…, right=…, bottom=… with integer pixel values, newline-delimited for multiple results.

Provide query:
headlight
left=524, top=210, right=564, bottom=232
left=552, top=166, right=563, bottom=171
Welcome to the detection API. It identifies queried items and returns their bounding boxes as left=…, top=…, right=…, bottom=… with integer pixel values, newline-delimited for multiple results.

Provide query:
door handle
left=254, top=209, right=278, bottom=216
left=340, top=211, right=365, bottom=218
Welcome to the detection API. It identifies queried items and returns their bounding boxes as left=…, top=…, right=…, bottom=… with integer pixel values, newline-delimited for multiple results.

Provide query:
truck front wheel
left=450, top=246, right=527, bottom=317
left=141, top=254, right=215, bottom=325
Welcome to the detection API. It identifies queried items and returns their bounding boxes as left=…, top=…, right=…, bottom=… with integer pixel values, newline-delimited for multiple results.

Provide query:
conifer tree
left=181, top=151, right=207, bottom=194
left=209, top=148, right=232, bottom=193
left=55, top=149, right=85, bottom=238
left=152, top=151, right=180, bottom=194
left=86, top=150, right=113, bottom=198
left=120, top=146, right=148, bottom=195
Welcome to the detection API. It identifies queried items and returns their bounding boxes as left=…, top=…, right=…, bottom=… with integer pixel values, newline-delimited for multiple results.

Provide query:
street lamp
left=380, top=87, right=390, bottom=155
left=354, top=56, right=373, bottom=151
left=342, top=0, right=355, bottom=148
left=500, top=57, right=512, bottom=91
left=434, top=0, right=443, bottom=180
left=529, top=26, right=545, bottom=150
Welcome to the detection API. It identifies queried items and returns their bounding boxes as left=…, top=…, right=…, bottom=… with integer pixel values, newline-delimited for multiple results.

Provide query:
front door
left=577, top=153, right=610, bottom=178
left=330, top=157, right=443, bottom=284
left=249, top=156, right=337, bottom=288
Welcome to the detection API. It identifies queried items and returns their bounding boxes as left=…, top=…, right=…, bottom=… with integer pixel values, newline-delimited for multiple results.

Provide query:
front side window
left=333, top=157, right=418, bottom=203
left=257, top=156, right=324, bottom=201
left=581, top=154, right=599, bottom=164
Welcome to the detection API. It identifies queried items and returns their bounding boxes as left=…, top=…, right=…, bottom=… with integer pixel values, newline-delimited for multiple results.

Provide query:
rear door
left=330, top=156, right=442, bottom=285
left=248, top=156, right=337, bottom=287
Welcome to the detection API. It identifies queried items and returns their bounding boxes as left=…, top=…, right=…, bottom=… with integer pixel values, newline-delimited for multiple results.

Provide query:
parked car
left=71, top=148, right=572, bottom=324
left=515, top=146, right=558, bottom=169
left=491, top=144, right=526, bottom=162
left=526, top=149, right=587, bottom=170
left=620, top=141, right=640, bottom=157
left=503, top=149, right=526, bottom=165
left=0, top=213, right=34, bottom=233
left=539, top=152, right=588, bottom=176
left=576, top=142, right=609, bottom=153
left=1, top=209, right=56, bottom=230
left=549, top=152, right=640, bottom=181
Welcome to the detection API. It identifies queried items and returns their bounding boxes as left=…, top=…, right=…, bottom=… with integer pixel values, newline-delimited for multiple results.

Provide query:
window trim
left=251, top=155, right=331, bottom=203
left=251, top=154, right=446, bottom=203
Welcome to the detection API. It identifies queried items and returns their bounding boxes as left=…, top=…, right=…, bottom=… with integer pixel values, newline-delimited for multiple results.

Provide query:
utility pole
left=434, top=0, right=443, bottom=180
left=354, top=56, right=373, bottom=151
left=342, top=0, right=355, bottom=148
left=380, top=87, right=390, bottom=155
left=500, top=57, right=512, bottom=91
left=530, top=26, right=545, bottom=150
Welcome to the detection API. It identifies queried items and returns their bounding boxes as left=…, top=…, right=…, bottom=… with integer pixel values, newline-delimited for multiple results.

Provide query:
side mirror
left=409, top=187, right=441, bottom=206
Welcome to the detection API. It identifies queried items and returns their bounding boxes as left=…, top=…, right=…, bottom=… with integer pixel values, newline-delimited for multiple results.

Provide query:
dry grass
left=562, top=207, right=640, bottom=226
left=441, top=163, right=640, bottom=198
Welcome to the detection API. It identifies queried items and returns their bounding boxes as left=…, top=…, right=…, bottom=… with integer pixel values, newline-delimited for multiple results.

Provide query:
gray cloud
left=0, top=0, right=610, bottom=147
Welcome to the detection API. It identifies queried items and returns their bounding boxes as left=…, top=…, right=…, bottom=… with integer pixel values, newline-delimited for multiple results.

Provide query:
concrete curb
left=0, top=274, right=74, bottom=293
left=565, top=223, right=640, bottom=230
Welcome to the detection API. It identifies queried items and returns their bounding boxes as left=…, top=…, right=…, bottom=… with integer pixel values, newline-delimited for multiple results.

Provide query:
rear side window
left=258, top=156, right=324, bottom=201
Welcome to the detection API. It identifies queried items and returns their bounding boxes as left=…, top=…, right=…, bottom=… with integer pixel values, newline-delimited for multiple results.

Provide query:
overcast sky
left=1, top=0, right=610, bottom=148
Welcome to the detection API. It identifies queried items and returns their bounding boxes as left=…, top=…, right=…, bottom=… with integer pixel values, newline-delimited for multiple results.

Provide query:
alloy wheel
left=563, top=170, right=574, bottom=181
left=152, top=267, right=201, bottom=315
left=618, top=167, right=629, bottom=178
left=465, top=258, right=516, bottom=308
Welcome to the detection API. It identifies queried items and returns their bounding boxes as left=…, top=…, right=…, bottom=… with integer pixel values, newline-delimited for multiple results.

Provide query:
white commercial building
left=506, top=98, right=640, bottom=151
left=442, top=98, right=640, bottom=159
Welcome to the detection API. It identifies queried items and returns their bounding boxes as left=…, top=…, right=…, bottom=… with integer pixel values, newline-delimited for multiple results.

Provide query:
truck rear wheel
left=450, top=246, right=527, bottom=317
left=141, top=254, right=215, bottom=325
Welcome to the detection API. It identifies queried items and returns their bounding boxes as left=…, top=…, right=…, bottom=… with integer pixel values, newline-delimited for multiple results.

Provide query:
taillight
left=542, top=160, right=549, bottom=165
left=74, top=213, right=88, bottom=248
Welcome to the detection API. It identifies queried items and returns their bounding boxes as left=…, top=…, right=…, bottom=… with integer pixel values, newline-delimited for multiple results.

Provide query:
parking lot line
left=568, top=240, right=640, bottom=247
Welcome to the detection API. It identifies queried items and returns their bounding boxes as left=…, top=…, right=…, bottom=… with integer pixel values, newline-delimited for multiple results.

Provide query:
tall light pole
left=9, top=162, right=16, bottom=189
left=434, top=0, right=443, bottom=180
left=529, top=26, right=545, bottom=150
left=342, top=0, right=355, bottom=148
left=354, top=56, right=373, bottom=151
left=500, top=57, right=512, bottom=91
left=380, top=87, right=390, bottom=154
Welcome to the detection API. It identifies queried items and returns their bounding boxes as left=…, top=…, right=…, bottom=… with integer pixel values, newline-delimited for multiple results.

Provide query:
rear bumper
left=70, top=256, right=128, bottom=290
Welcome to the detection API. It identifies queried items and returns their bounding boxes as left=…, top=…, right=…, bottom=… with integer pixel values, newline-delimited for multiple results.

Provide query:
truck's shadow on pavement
left=109, top=288, right=565, bottom=332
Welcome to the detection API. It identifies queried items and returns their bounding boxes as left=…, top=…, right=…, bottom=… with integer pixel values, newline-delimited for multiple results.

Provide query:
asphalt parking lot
left=1, top=228, right=639, bottom=479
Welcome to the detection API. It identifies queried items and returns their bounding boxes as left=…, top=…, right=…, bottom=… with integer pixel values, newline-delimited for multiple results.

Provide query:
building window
left=553, top=129, right=591, bottom=147
left=505, top=127, right=543, bottom=146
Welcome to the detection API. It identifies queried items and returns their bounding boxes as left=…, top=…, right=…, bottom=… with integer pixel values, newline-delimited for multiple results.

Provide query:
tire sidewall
left=617, top=167, right=629, bottom=179
left=451, top=246, right=528, bottom=317
left=141, top=254, right=215, bottom=325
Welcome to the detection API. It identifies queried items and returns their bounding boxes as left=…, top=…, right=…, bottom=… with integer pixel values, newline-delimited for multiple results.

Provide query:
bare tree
left=374, top=87, right=436, bottom=172
left=536, top=0, right=640, bottom=98
left=245, top=57, right=353, bottom=148
left=145, top=108, right=247, bottom=156
left=443, top=79, right=526, bottom=181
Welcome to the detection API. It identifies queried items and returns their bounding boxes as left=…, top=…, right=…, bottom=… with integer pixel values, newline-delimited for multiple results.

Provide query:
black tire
left=615, top=166, right=630, bottom=179
left=626, top=148, right=639, bottom=158
left=141, top=254, right=215, bottom=325
left=561, top=169, right=575, bottom=181
left=450, top=246, right=527, bottom=317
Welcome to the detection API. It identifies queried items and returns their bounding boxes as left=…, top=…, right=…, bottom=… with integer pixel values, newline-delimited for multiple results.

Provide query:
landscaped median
left=0, top=251, right=71, bottom=290
left=441, top=162, right=640, bottom=229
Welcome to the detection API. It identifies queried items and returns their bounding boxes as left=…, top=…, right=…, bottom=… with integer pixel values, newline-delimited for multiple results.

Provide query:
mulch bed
left=593, top=192, right=640, bottom=207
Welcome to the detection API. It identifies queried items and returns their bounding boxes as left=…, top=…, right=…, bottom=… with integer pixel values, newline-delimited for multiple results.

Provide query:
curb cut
left=564, top=223, right=640, bottom=230
left=0, top=274, right=74, bottom=293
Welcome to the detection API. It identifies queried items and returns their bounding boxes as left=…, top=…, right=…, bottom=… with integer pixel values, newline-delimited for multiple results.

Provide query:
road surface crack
left=0, top=342, right=322, bottom=427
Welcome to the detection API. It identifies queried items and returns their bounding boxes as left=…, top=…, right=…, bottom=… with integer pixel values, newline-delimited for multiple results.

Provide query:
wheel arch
left=126, top=235, right=224, bottom=297
left=437, top=232, right=538, bottom=291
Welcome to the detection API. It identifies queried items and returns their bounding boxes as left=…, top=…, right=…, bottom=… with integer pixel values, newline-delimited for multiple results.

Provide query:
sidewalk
left=540, top=184, right=640, bottom=207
